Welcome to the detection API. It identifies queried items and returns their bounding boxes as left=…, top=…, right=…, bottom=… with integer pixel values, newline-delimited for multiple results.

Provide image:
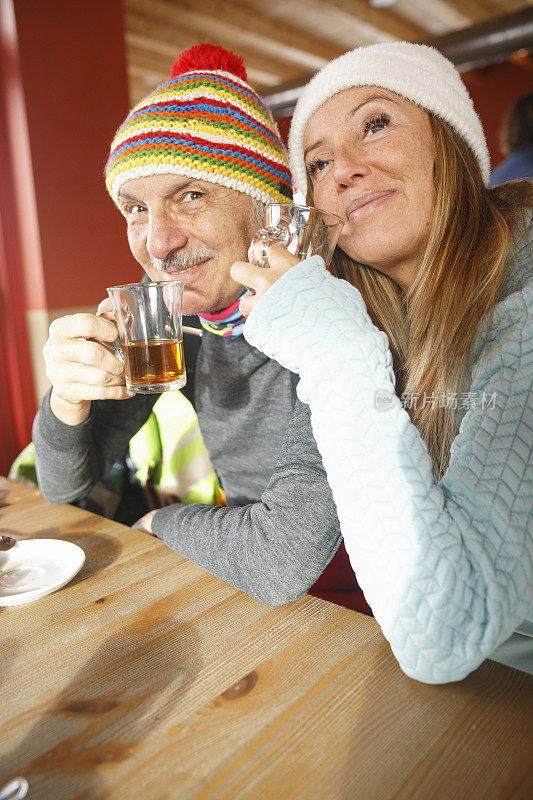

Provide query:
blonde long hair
left=310, top=116, right=533, bottom=479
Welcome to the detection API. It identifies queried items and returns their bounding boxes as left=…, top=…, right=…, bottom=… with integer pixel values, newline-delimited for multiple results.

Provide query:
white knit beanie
left=289, top=42, right=490, bottom=193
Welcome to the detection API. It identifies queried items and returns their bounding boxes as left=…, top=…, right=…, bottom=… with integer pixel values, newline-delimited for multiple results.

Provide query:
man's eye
left=125, top=203, right=146, bottom=215
left=306, top=159, right=330, bottom=178
left=182, top=191, right=204, bottom=202
left=363, top=114, right=390, bottom=136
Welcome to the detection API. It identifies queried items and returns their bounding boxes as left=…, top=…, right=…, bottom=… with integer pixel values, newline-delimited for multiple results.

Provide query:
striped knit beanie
left=105, top=44, right=292, bottom=206
left=289, top=42, right=490, bottom=191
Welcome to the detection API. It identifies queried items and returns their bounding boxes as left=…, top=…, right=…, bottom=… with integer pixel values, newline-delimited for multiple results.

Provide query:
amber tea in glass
left=107, top=280, right=186, bottom=394
left=122, top=338, right=185, bottom=389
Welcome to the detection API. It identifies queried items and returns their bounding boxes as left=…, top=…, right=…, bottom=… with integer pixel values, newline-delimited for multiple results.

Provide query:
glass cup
left=248, top=203, right=344, bottom=268
left=106, top=280, right=186, bottom=394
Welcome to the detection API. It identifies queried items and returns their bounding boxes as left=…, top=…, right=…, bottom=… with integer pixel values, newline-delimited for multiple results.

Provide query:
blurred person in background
left=489, top=91, right=533, bottom=186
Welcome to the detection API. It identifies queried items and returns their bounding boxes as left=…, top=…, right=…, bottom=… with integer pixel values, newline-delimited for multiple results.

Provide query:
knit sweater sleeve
left=243, top=255, right=533, bottom=684
left=151, top=399, right=342, bottom=606
left=32, top=391, right=158, bottom=503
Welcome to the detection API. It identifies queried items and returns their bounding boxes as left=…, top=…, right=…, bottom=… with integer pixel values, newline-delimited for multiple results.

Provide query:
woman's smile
left=345, top=190, right=397, bottom=222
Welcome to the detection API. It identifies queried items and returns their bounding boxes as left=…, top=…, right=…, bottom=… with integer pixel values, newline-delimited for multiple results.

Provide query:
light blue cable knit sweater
left=243, top=225, right=533, bottom=684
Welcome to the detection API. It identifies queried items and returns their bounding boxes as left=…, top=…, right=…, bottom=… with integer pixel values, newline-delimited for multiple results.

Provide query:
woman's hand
left=230, top=244, right=299, bottom=317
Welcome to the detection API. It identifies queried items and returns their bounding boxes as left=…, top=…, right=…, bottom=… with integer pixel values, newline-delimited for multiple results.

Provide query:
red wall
left=13, top=0, right=139, bottom=311
left=0, top=0, right=140, bottom=474
left=0, top=93, right=36, bottom=472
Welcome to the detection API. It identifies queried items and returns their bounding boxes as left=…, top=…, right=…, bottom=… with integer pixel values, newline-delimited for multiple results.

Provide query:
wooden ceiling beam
left=313, top=0, right=429, bottom=41
left=393, top=0, right=471, bottom=33
left=125, top=39, right=284, bottom=92
left=265, top=6, right=533, bottom=116
left=424, top=7, right=533, bottom=69
left=128, top=65, right=167, bottom=103
left=397, top=0, right=531, bottom=35
left=125, top=19, right=300, bottom=86
left=124, top=0, right=533, bottom=110
left=124, top=0, right=343, bottom=71
left=124, top=42, right=175, bottom=77
left=437, top=0, right=512, bottom=25
left=129, top=63, right=166, bottom=85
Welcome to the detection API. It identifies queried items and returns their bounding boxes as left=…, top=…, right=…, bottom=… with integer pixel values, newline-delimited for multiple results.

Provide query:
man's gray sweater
left=33, top=330, right=342, bottom=604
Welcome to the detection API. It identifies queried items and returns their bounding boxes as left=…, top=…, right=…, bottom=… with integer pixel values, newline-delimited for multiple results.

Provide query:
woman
left=231, top=42, right=533, bottom=684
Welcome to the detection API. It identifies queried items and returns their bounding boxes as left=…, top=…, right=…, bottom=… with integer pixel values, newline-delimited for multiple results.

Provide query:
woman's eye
left=307, top=159, right=330, bottom=178
left=363, top=114, right=390, bottom=135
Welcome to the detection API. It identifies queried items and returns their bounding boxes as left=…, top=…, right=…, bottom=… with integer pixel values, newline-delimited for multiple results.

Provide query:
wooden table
left=1, top=477, right=531, bottom=800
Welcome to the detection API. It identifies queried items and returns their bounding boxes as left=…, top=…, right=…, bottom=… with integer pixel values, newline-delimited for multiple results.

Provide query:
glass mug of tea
left=106, top=280, right=186, bottom=394
left=248, top=203, right=343, bottom=268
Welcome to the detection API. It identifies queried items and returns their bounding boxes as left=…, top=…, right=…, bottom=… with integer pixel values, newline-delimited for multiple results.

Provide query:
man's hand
left=132, top=510, right=158, bottom=535
left=230, top=244, right=299, bottom=317
left=44, top=299, right=133, bottom=426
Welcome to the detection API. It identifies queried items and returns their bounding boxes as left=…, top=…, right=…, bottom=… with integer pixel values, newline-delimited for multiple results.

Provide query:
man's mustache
left=149, top=247, right=217, bottom=272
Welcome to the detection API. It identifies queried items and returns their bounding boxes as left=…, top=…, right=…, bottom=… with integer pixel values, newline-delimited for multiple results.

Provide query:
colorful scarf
left=198, top=291, right=252, bottom=338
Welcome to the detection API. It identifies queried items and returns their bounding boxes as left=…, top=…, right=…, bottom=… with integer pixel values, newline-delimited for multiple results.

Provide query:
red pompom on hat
left=171, top=43, right=247, bottom=82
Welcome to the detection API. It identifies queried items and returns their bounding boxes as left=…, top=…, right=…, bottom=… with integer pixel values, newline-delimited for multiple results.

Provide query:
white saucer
left=0, top=539, right=85, bottom=606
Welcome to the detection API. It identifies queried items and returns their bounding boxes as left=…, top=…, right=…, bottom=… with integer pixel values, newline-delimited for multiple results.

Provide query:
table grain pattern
left=0, top=477, right=531, bottom=800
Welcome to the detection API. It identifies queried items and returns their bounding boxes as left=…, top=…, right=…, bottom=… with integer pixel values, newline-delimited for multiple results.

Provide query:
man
left=33, top=44, right=367, bottom=610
